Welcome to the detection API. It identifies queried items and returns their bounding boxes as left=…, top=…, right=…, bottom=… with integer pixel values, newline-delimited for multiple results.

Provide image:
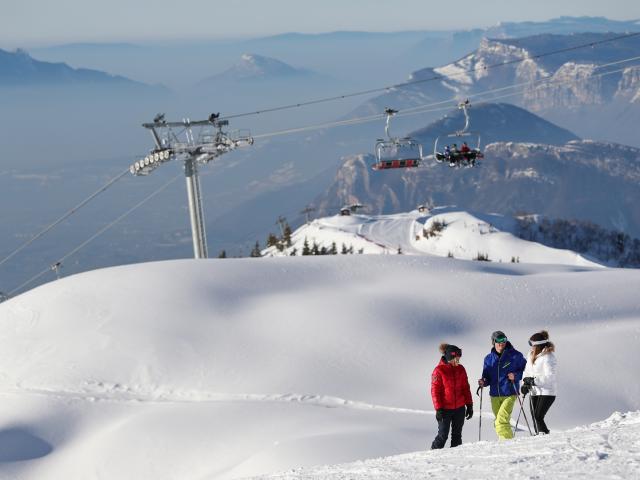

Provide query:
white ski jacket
left=523, top=349, right=557, bottom=396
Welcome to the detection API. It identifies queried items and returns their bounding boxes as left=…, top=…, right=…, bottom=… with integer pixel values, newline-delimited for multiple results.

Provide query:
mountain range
left=0, top=48, right=164, bottom=91
left=3, top=21, right=640, bottom=296
left=352, top=32, right=640, bottom=146
left=24, top=16, right=640, bottom=91
left=313, top=139, right=640, bottom=238
left=207, top=102, right=582, bottom=244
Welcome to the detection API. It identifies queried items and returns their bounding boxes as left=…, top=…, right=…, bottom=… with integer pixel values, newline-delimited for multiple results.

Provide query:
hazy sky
left=3, top=0, right=640, bottom=47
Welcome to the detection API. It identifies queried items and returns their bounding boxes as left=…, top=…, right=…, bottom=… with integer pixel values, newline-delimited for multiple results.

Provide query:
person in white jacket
left=521, top=330, right=557, bottom=434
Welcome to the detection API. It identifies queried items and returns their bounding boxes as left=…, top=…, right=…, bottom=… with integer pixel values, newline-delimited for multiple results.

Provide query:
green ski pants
left=491, top=395, right=516, bottom=440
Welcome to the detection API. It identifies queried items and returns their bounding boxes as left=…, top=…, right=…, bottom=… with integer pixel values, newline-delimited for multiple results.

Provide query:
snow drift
left=0, top=237, right=638, bottom=478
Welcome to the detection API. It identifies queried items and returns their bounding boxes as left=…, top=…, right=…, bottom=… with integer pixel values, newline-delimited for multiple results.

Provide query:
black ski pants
left=431, top=406, right=465, bottom=449
left=530, top=395, right=555, bottom=434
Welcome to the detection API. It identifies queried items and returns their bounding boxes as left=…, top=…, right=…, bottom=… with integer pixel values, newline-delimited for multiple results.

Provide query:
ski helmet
left=491, top=331, right=507, bottom=344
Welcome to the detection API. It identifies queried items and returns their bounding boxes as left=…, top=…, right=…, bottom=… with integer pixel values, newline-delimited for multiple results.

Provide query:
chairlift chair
left=372, top=108, right=423, bottom=171
left=433, top=100, right=484, bottom=168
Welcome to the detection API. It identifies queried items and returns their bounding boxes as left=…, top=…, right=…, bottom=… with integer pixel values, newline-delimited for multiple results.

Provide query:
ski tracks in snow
left=357, top=215, right=424, bottom=255
left=1, top=383, right=432, bottom=416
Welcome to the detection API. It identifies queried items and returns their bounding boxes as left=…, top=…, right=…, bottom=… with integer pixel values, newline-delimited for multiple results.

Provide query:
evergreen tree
left=250, top=241, right=262, bottom=258
left=341, top=243, right=349, bottom=255
left=302, top=237, right=311, bottom=256
left=311, top=242, right=320, bottom=256
left=330, top=242, right=338, bottom=255
left=266, top=233, right=279, bottom=247
left=283, top=222, right=293, bottom=247
left=290, top=248, right=297, bottom=256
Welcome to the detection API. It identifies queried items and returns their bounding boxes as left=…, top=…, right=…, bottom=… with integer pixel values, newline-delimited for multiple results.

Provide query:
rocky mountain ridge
left=314, top=140, right=640, bottom=238
left=351, top=33, right=640, bottom=146
left=0, top=48, right=162, bottom=90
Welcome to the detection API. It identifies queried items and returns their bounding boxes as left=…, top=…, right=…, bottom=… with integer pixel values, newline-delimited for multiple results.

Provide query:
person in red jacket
left=430, top=343, right=473, bottom=449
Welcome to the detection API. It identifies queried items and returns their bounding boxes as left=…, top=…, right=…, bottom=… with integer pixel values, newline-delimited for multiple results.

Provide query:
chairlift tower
left=131, top=113, right=253, bottom=259
left=300, top=206, right=316, bottom=224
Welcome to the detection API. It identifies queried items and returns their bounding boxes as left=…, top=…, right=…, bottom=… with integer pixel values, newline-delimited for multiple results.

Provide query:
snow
left=253, top=411, right=640, bottom=479
left=264, top=208, right=601, bottom=266
left=1, top=214, right=639, bottom=479
left=434, top=63, right=474, bottom=85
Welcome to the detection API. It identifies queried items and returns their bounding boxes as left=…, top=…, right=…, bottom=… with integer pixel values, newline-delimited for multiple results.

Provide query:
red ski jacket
left=431, top=358, right=473, bottom=410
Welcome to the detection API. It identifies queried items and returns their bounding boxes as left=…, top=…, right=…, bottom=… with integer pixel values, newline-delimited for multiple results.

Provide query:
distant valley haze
left=1, top=10, right=640, bottom=295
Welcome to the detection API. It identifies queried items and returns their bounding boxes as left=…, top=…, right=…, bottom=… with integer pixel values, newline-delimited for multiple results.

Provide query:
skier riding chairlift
left=434, top=100, right=484, bottom=168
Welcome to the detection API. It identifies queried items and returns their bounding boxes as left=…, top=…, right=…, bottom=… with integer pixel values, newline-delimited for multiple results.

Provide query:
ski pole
left=476, top=385, right=484, bottom=441
left=512, top=393, right=524, bottom=436
left=511, top=380, right=533, bottom=436
left=529, top=393, right=539, bottom=435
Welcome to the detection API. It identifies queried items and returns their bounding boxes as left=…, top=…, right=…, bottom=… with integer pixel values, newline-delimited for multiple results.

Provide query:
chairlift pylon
left=433, top=100, right=484, bottom=168
left=372, top=108, right=423, bottom=171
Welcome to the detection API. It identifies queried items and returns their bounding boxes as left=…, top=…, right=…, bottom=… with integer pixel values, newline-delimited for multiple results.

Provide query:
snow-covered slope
left=264, top=208, right=600, bottom=267
left=254, top=411, right=640, bottom=479
left=1, top=253, right=639, bottom=479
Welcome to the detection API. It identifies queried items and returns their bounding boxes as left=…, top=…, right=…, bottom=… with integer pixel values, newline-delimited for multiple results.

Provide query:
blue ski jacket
left=481, top=342, right=527, bottom=397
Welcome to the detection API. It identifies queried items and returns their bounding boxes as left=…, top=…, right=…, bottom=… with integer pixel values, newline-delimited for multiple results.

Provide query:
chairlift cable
left=220, top=31, right=640, bottom=121
left=7, top=174, right=182, bottom=297
left=4, top=48, right=640, bottom=291
left=0, top=167, right=131, bottom=270
left=250, top=57, right=640, bottom=141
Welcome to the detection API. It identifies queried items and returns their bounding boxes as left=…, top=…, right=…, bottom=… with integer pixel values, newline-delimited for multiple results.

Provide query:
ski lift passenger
left=449, top=144, right=459, bottom=166
left=444, top=145, right=451, bottom=159
left=460, top=142, right=472, bottom=165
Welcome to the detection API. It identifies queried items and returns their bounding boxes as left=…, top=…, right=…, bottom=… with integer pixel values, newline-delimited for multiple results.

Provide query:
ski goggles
left=528, top=339, right=548, bottom=346
left=494, top=337, right=507, bottom=344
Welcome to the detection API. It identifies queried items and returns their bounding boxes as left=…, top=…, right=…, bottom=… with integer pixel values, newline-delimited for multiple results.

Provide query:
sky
left=3, top=0, right=640, bottom=47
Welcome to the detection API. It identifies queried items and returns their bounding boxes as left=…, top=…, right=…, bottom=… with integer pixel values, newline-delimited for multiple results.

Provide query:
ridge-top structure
left=131, top=113, right=253, bottom=259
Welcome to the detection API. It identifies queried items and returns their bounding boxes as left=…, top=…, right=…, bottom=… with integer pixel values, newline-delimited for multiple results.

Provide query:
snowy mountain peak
left=236, top=53, right=298, bottom=75
left=199, top=53, right=316, bottom=84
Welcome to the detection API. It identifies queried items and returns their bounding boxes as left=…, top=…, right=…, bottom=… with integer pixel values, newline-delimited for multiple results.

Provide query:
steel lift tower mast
left=130, top=113, right=253, bottom=259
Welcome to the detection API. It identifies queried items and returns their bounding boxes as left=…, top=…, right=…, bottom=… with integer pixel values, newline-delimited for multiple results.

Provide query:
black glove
left=436, top=409, right=444, bottom=422
left=523, top=377, right=535, bottom=387
left=521, top=384, right=530, bottom=396
left=465, top=404, right=473, bottom=420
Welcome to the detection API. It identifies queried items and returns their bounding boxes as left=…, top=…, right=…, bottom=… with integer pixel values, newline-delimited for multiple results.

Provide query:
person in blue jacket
left=478, top=330, right=526, bottom=439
